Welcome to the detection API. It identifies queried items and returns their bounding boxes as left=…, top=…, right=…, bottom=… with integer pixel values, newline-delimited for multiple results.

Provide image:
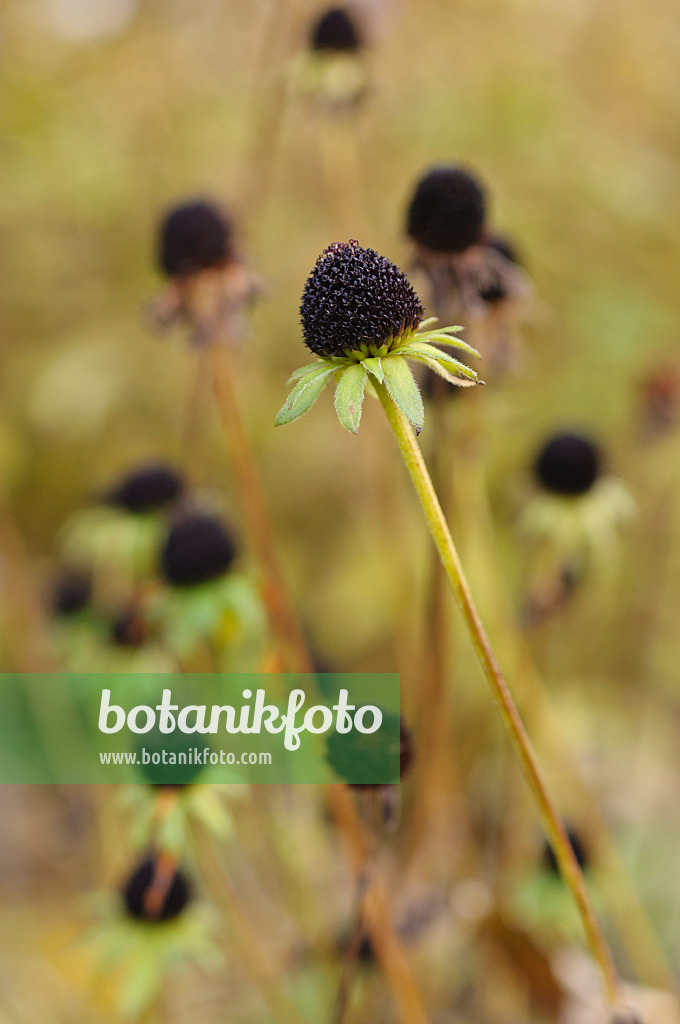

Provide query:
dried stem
left=374, top=380, right=622, bottom=1010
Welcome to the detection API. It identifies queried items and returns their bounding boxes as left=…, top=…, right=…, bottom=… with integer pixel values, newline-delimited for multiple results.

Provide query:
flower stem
left=374, top=380, right=621, bottom=1009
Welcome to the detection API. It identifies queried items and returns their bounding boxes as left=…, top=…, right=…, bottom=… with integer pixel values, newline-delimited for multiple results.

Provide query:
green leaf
left=418, top=330, right=481, bottom=360
left=417, top=316, right=439, bottom=331
left=334, top=364, right=367, bottom=433
left=286, top=361, right=327, bottom=384
left=407, top=342, right=479, bottom=382
left=275, top=366, right=335, bottom=426
left=410, top=353, right=479, bottom=388
left=382, top=356, right=424, bottom=432
left=362, top=356, right=384, bottom=384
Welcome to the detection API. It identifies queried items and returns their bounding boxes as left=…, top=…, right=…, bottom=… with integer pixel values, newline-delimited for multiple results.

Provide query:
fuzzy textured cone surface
left=407, top=166, right=487, bottom=253
left=108, top=463, right=184, bottom=513
left=300, top=241, right=424, bottom=357
left=535, top=433, right=601, bottom=496
left=123, top=858, right=191, bottom=923
left=161, top=512, right=237, bottom=587
left=158, top=200, right=233, bottom=278
left=310, top=6, right=362, bottom=52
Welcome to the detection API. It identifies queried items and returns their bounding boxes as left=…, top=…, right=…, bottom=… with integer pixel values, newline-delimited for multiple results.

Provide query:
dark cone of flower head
left=108, top=462, right=184, bottom=514
left=161, top=511, right=237, bottom=587
left=123, top=856, right=191, bottom=923
left=407, top=166, right=487, bottom=253
left=534, top=433, right=601, bottom=497
left=52, top=571, right=91, bottom=617
left=301, top=241, right=424, bottom=357
left=158, top=200, right=233, bottom=279
left=310, top=7, right=362, bottom=53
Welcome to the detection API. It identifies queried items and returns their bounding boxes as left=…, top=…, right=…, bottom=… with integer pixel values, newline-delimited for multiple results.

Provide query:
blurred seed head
left=158, top=200, right=233, bottom=279
left=310, top=6, right=363, bottom=53
left=534, top=433, right=601, bottom=497
left=122, top=856, right=191, bottom=923
left=300, top=240, right=424, bottom=357
left=161, top=511, right=237, bottom=587
left=543, top=827, right=590, bottom=874
left=407, top=166, right=487, bottom=254
left=107, top=462, right=184, bottom=514
left=52, top=571, right=92, bottom=617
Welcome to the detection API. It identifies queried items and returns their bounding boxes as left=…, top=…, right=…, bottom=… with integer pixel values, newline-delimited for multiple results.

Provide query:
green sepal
left=382, top=355, right=424, bottom=433
left=334, top=363, right=368, bottom=434
left=407, top=342, right=479, bottom=383
left=286, top=361, right=327, bottom=384
left=362, top=356, right=384, bottom=384
left=275, top=365, right=335, bottom=426
left=418, top=329, right=481, bottom=360
left=412, top=353, right=479, bottom=388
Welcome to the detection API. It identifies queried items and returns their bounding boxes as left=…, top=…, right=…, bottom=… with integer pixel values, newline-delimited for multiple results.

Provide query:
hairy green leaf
left=334, top=363, right=368, bottom=433
left=362, top=356, right=384, bottom=383
left=275, top=366, right=335, bottom=426
left=407, top=342, right=479, bottom=382
left=382, top=356, right=424, bottom=432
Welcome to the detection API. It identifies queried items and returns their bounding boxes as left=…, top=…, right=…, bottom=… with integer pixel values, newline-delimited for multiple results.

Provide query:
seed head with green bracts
left=276, top=240, right=482, bottom=434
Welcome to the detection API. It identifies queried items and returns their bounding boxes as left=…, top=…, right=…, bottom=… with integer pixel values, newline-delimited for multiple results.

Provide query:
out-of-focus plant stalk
left=209, top=338, right=312, bottom=674
left=374, top=380, right=622, bottom=1010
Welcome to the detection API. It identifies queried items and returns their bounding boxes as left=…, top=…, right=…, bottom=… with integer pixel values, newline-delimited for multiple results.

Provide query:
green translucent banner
left=0, top=673, right=400, bottom=785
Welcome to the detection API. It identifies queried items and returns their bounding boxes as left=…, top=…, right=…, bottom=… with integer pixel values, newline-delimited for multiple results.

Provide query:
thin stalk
left=209, top=339, right=312, bottom=674
left=374, top=381, right=622, bottom=1010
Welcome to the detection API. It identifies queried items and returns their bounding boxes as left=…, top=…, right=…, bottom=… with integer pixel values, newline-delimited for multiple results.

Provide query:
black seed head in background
left=161, top=511, right=237, bottom=587
left=543, top=828, right=589, bottom=875
left=122, top=857, right=191, bottom=923
left=300, top=240, right=424, bottom=357
left=52, top=571, right=92, bottom=617
left=310, top=6, right=362, bottom=52
left=479, top=233, right=521, bottom=304
left=111, top=608, right=147, bottom=648
left=107, top=462, right=184, bottom=514
left=158, top=200, right=233, bottom=278
left=407, top=166, right=487, bottom=253
left=534, top=433, right=601, bottom=496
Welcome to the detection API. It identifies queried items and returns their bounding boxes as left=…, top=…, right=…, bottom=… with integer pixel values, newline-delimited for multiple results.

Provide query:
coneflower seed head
left=300, top=240, right=424, bottom=357
left=535, top=433, right=601, bottom=496
left=122, top=857, right=191, bottom=923
left=161, top=512, right=237, bottom=587
left=108, top=462, right=184, bottom=514
left=310, top=7, right=362, bottom=53
left=158, top=200, right=233, bottom=278
left=407, top=166, right=487, bottom=253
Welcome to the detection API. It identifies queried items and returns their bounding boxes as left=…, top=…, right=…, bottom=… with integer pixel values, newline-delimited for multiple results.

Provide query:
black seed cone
left=543, top=828, right=589, bottom=875
left=301, top=241, right=424, bottom=357
left=122, top=857, right=191, bottom=923
left=407, top=166, right=487, bottom=253
left=52, top=571, right=91, bottom=617
left=310, top=7, right=362, bottom=52
left=534, top=433, right=601, bottom=496
left=108, top=462, right=184, bottom=514
left=158, top=200, right=233, bottom=278
left=161, top=511, right=237, bottom=587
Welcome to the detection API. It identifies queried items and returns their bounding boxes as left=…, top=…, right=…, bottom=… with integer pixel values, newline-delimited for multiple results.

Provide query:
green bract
left=275, top=319, right=482, bottom=434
